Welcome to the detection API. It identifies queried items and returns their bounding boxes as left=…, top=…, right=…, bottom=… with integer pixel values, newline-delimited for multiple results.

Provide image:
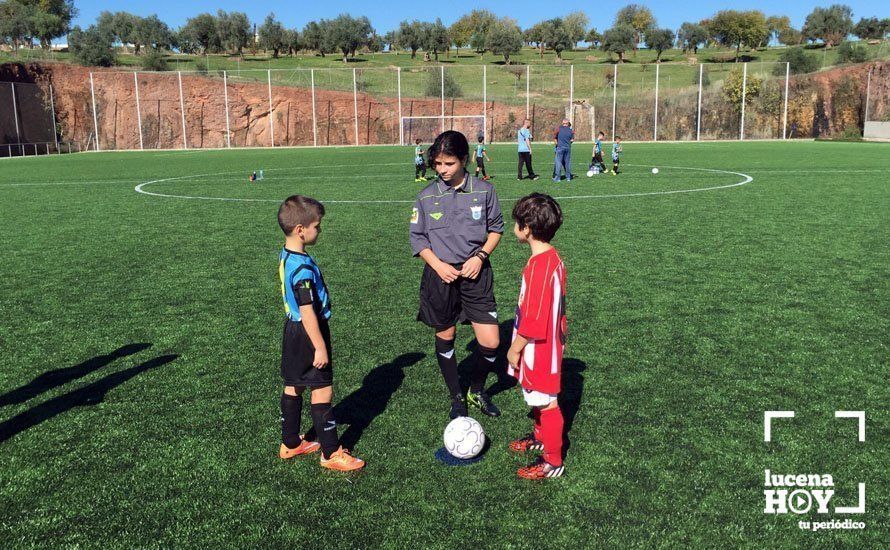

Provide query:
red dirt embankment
left=1, top=60, right=886, bottom=148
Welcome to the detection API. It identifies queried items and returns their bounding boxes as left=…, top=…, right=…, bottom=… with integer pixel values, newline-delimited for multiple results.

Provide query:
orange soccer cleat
left=320, top=446, right=366, bottom=471
left=279, top=438, right=321, bottom=459
left=518, top=457, right=565, bottom=479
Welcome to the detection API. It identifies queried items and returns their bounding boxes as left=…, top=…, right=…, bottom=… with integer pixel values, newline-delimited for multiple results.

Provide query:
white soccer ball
left=443, top=416, right=486, bottom=459
left=652, top=167, right=659, bottom=174
left=586, top=169, right=594, bottom=178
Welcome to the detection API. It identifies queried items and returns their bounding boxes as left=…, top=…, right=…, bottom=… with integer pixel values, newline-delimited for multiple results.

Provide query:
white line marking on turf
left=29, top=162, right=882, bottom=189
left=0, top=180, right=146, bottom=187
left=134, top=165, right=754, bottom=203
left=743, top=169, right=889, bottom=174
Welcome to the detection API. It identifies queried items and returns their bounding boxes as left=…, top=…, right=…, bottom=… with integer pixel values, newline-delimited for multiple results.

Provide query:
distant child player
left=474, top=136, right=492, bottom=181
left=611, top=136, right=623, bottom=175
left=277, top=195, right=365, bottom=471
left=589, top=131, right=606, bottom=174
left=507, top=193, right=568, bottom=479
left=415, top=139, right=429, bottom=182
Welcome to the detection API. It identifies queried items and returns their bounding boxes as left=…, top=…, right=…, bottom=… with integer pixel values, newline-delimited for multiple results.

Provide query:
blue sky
left=71, top=0, right=888, bottom=34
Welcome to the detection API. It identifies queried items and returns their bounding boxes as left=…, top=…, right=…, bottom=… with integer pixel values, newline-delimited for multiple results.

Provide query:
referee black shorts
left=281, top=317, right=333, bottom=388
left=417, top=260, right=498, bottom=330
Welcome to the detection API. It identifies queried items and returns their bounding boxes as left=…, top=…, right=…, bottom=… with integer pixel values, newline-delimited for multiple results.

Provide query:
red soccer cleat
left=509, top=433, right=544, bottom=453
left=518, top=457, right=565, bottom=479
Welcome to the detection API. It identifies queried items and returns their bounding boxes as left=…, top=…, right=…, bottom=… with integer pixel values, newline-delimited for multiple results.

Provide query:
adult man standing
left=517, top=119, right=540, bottom=181
left=552, top=119, right=575, bottom=181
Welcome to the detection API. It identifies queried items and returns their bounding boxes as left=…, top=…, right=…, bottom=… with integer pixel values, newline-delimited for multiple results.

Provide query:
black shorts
left=417, top=260, right=498, bottom=330
left=475, top=157, right=485, bottom=170
left=281, top=317, right=333, bottom=388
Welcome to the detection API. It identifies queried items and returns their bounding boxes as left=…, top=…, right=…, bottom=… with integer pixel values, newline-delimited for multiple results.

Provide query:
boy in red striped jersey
left=506, top=193, right=568, bottom=479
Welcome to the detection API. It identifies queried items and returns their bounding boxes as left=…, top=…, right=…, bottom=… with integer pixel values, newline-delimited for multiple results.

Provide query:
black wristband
left=474, top=250, right=489, bottom=262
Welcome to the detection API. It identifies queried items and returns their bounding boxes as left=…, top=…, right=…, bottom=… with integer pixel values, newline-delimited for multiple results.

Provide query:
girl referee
left=409, top=131, right=504, bottom=419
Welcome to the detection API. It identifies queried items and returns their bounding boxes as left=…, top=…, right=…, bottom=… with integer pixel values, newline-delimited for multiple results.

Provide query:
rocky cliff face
left=1, top=60, right=886, bottom=149
left=786, top=61, right=889, bottom=137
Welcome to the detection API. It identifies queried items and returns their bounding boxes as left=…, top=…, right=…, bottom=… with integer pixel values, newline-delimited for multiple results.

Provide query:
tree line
left=1, top=1, right=887, bottom=68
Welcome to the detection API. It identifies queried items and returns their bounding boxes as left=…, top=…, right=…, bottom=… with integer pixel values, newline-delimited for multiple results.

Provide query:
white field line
left=4, top=163, right=885, bottom=189
left=134, top=165, right=754, bottom=204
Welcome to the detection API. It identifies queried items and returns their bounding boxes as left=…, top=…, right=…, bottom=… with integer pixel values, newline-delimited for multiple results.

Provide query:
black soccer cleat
left=467, top=390, right=501, bottom=417
left=449, top=396, right=469, bottom=419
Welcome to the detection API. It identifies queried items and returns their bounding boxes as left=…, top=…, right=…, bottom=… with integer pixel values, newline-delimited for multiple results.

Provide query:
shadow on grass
left=328, top=352, right=425, bottom=450
left=0, top=354, right=177, bottom=444
left=702, top=53, right=760, bottom=63
left=559, top=358, right=586, bottom=458
left=0, top=343, right=152, bottom=407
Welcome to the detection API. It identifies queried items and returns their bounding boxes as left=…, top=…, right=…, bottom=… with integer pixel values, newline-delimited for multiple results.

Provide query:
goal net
left=400, top=115, right=486, bottom=146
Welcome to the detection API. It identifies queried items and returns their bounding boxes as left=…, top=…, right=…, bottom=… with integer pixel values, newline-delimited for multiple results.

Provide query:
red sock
left=533, top=408, right=542, bottom=442
left=539, top=406, right=564, bottom=467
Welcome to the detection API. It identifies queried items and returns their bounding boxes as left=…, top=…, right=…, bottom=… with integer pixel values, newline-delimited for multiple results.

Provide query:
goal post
left=400, top=115, right=486, bottom=146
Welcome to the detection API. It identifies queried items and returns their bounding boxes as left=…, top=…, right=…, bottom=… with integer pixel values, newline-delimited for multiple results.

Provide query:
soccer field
left=0, top=141, right=887, bottom=546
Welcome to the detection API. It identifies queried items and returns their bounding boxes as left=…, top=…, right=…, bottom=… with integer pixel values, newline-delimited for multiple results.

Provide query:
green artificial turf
left=0, top=141, right=887, bottom=547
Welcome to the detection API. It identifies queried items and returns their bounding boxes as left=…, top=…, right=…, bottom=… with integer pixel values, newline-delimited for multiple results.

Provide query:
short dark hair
left=512, top=193, right=563, bottom=243
left=427, top=130, right=469, bottom=168
left=477, top=135, right=484, bottom=143
left=615, top=136, right=622, bottom=140
left=415, top=138, right=422, bottom=144
left=278, top=195, right=325, bottom=235
left=598, top=131, right=605, bottom=137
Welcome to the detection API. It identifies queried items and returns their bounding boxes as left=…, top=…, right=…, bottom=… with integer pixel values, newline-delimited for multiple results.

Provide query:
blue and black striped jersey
left=278, top=248, right=331, bottom=322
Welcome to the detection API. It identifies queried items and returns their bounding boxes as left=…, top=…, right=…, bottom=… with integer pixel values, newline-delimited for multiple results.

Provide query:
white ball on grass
left=586, top=169, right=594, bottom=178
left=443, top=416, right=485, bottom=459
left=652, top=168, right=659, bottom=174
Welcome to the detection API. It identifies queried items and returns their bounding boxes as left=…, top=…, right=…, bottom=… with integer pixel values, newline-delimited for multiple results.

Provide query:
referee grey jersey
left=410, top=174, right=504, bottom=264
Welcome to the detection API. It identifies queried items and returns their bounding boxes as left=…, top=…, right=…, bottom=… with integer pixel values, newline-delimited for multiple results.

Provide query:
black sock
left=280, top=393, right=303, bottom=449
left=435, top=336, right=462, bottom=402
left=470, top=345, right=498, bottom=393
left=310, top=402, right=340, bottom=459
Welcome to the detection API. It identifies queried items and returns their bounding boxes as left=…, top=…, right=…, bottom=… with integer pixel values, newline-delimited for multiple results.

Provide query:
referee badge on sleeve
left=411, top=207, right=419, bottom=224
left=470, top=206, right=482, bottom=220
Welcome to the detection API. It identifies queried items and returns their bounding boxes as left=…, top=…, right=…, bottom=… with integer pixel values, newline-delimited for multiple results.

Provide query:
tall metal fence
left=4, top=61, right=888, bottom=152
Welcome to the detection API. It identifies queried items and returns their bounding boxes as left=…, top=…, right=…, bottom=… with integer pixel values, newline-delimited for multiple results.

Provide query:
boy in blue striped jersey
left=589, top=131, right=606, bottom=174
left=611, top=137, right=623, bottom=175
left=414, top=139, right=429, bottom=182
left=277, top=195, right=365, bottom=471
left=474, top=135, right=492, bottom=181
